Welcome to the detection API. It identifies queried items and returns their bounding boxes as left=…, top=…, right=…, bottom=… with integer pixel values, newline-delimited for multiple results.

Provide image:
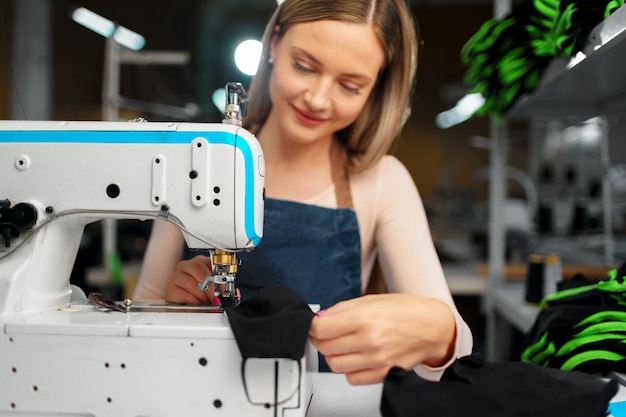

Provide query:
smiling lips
left=293, top=105, right=326, bottom=127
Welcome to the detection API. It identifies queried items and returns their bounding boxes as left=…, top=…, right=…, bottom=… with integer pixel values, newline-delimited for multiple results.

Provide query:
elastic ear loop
left=241, top=358, right=303, bottom=413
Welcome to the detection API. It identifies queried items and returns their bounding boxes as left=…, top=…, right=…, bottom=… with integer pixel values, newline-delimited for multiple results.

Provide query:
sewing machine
left=0, top=95, right=317, bottom=415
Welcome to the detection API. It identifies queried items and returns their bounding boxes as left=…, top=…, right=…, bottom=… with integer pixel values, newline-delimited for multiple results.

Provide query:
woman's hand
left=164, top=255, right=219, bottom=305
left=308, top=294, right=457, bottom=385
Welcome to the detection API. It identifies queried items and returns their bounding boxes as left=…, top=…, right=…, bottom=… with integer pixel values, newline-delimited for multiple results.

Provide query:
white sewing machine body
left=1, top=300, right=317, bottom=417
left=0, top=120, right=317, bottom=416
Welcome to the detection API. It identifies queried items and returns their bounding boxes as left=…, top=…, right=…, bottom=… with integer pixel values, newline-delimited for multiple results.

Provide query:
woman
left=134, top=0, right=473, bottom=386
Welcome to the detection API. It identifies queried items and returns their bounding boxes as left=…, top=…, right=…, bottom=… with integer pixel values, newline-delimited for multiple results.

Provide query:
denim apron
left=236, top=141, right=362, bottom=371
left=237, top=140, right=361, bottom=307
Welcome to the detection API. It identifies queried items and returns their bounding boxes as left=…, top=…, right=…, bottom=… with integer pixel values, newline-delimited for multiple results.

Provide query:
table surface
left=308, top=373, right=382, bottom=417
left=308, top=371, right=626, bottom=417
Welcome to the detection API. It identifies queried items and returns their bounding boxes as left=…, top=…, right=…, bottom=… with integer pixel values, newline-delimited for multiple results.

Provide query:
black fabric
left=521, top=264, right=626, bottom=373
left=522, top=303, right=626, bottom=373
left=225, top=285, right=315, bottom=360
left=234, top=198, right=362, bottom=372
left=557, top=273, right=598, bottom=292
left=380, top=353, right=618, bottom=417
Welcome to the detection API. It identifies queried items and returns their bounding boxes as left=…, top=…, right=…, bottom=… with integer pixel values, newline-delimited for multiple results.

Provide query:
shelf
left=485, top=3, right=626, bottom=361
left=442, top=263, right=488, bottom=296
left=490, top=281, right=539, bottom=335
left=508, top=5, right=626, bottom=119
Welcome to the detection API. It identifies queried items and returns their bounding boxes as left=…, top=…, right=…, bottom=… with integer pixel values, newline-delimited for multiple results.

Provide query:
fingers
left=165, top=255, right=216, bottom=305
left=311, top=316, right=394, bottom=377
left=309, top=314, right=356, bottom=341
left=344, top=367, right=390, bottom=386
left=310, top=311, right=392, bottom=385
left=312, top=334, right=394, bottom=386
left=309, top=296, right=377, bottom=340
left=165, top=284, right=209, bottom=305
left=312, top=330, right=372, bottom=356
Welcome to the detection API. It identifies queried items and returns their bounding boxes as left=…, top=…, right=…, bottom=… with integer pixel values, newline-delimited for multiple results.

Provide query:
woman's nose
left=303, top=80, right=331, bottom=111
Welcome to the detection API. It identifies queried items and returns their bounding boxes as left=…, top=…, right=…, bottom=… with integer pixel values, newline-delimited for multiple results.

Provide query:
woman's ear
left=269, top=25, right=281, bottom=63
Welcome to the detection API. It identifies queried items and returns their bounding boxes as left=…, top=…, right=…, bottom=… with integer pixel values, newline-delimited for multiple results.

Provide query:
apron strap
left=329, top=139, right=388, bottom=294
left=330, top=139, right=354, bottom=209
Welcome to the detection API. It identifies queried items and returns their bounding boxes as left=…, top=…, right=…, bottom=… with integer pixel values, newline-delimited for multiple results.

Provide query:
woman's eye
left=341, top=84, right=361, bottom=95
left=292, top=61, right=313, bottom=73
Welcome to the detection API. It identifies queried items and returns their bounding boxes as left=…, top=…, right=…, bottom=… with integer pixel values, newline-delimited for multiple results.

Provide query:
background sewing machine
left=0, top=114, right=317, bottom=416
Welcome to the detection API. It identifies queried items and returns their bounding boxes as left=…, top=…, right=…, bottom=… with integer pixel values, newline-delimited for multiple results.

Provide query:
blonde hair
left=244, top=0, right=420, bottom=172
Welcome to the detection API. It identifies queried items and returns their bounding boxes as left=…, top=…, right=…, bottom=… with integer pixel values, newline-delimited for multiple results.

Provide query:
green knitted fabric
left=521, top=265, right=626, bottom=374
left=461, top=0, right=625, bottom=120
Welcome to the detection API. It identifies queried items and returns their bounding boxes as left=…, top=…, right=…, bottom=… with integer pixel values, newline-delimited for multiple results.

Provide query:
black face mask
left=225, top=285, right=315, bottom=360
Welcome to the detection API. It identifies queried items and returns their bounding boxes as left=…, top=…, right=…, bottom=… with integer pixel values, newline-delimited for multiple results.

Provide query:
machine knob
left=0, top=202, right=37, bottom=248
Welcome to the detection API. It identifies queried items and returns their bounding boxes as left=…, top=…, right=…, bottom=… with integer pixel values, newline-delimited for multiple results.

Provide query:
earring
left=268, top=57, right=274, bottom=65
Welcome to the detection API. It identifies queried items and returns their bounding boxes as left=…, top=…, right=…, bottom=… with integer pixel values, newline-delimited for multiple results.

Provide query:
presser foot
left=219, top=293, right=240, bottom=308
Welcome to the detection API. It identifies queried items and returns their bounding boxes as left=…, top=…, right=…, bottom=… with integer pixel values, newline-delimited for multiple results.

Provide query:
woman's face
left=268, top=19, right=385, bottom=146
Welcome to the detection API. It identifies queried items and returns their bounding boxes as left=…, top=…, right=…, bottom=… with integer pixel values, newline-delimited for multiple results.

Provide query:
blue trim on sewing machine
left=0, top=129, right=233, bottom=144
left=0, top=130, right=261, bottom=245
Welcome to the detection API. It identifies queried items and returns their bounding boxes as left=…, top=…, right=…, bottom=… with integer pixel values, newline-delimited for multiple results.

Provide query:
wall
left=398, top=6, right=492, bottom=199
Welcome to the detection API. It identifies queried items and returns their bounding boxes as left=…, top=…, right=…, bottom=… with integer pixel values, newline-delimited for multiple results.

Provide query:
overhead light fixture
left=71, top=7, right=145, bottom=51
left=71, top=7, right=114, bottom=38
left=113, top=26, right=145, bottom=51
left=435, top=93, right=485, bottom=129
